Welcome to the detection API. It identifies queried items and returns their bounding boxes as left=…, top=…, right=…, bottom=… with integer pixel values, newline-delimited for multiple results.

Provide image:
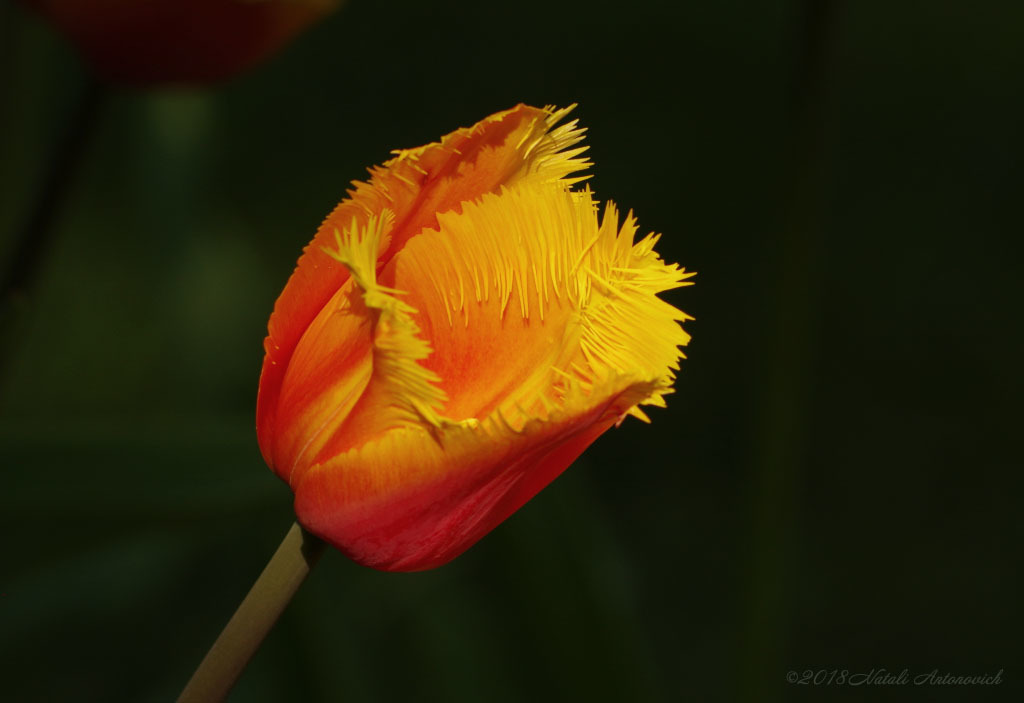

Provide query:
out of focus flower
left=257, top=105, right=694, bottom=571
left=19, top=0, right=339, bottom=85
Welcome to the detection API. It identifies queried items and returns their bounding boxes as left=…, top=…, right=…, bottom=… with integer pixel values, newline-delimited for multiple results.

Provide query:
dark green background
left=1, top=1, right=1020, bottom=701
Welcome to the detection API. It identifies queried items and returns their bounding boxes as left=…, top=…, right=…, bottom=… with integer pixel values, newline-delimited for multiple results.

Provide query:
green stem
left=178, top=522, right=327, bottom=703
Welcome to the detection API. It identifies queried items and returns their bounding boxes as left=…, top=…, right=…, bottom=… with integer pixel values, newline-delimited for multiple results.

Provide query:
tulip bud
left=257, top=105, right=694, bottom=571
left=19, top=0, right=339, bottom=85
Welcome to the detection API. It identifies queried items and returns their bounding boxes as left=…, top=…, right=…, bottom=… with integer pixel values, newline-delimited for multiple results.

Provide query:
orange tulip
left=19, top=0, right=339, bottom=85
left=257, top=105, right=694, bottom=571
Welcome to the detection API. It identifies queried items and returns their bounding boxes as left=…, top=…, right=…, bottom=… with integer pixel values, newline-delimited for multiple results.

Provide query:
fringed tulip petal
left=392, top=181, right=694, bottom=424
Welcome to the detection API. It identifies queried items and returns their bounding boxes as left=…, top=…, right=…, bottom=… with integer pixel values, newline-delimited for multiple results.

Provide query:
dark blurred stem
left=742, top=0, right=840, bottom=698
left=178, top=522, right=327, bottom=703
left=0, top=78, right=105, bottom=373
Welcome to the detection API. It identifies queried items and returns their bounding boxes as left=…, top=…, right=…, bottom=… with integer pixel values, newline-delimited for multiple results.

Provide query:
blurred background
left=1, top=0, right=1021, bottom=701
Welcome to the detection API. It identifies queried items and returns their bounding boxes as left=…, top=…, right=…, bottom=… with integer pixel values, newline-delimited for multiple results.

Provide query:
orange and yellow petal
left=264, top=214, right=388, bottom=480
left=293, top=376, right=660, bottom=572
left=389, top=178, right=693, bottom=425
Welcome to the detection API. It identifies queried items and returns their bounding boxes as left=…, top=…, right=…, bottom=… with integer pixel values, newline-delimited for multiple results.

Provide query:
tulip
left=18, top=0, right=339, bottom=85
left=257, top=104, right=694, bottom=572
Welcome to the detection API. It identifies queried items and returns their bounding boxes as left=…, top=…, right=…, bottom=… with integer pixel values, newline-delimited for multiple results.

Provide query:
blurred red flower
left=19, top=0, right=339, bottom=85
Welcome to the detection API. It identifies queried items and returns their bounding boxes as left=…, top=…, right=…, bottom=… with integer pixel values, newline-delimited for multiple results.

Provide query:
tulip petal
left=258, top=105, right=590, bottom=469
left=269, top=281, right=374, bottom=482
left=391, top=179, right=694, bottom=426
left=293, top=375, right=662, bottom=571
left=268, top=213, right=391, bottom=480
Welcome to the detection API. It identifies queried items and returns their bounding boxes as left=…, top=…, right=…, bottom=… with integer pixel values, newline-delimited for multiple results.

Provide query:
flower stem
left=178, top=522, right=327, bottom=703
